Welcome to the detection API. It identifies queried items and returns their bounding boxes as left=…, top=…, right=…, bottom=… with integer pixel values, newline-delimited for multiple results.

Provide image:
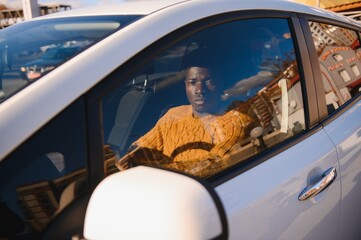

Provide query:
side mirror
left=84, top=166, right=227, bottom=240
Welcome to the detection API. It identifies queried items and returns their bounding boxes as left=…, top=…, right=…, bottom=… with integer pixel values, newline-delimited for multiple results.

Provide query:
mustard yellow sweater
left=130, top=105, right=254, bottom=177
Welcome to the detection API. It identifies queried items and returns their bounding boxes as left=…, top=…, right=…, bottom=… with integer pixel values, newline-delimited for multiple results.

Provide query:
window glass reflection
left=309, top=21, right=361, bottom=113
left=0, top=100, right=87, bottom=238
left=102, top=18, right=305, bottom=178
left=0, top=15, right=141, bottom=102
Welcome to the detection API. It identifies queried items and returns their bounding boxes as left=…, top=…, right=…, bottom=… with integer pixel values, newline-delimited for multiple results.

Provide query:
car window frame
left=298, top=14, right=361, bottom=126
left=85, top=10, right=320, bottom=186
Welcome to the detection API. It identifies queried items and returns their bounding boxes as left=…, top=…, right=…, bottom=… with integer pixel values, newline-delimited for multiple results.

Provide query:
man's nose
left=195, top=81, right=206, bottom=94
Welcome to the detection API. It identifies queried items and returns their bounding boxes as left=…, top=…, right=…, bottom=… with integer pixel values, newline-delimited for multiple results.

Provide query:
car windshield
left=0, top=15, right=142, bottom=102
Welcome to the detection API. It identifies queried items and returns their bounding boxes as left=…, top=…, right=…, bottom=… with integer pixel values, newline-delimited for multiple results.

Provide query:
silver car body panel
left=216, top=129, right=341, bottom=239
left=324, top=102, right=361, bottom=239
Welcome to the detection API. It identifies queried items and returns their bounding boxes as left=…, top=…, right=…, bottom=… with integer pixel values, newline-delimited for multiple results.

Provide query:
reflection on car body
left=0, top=0, right=360, bottom=239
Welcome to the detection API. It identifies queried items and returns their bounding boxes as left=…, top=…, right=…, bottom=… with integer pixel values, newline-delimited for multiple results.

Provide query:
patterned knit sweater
left=131, top=105, right=254, bottom=177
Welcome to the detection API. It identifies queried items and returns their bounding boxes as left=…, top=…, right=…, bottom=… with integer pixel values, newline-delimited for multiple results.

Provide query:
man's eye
left=187, top=80, right=196, bottom=85
left=205, top=79, right=214, bottom=85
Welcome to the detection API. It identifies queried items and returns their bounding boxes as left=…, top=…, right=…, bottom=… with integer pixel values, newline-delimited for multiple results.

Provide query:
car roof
left=37, top=0, right=354, bottom=25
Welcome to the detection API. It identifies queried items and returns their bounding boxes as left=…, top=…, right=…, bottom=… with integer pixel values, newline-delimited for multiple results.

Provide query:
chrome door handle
left=298, top=167, right=337, bottom=201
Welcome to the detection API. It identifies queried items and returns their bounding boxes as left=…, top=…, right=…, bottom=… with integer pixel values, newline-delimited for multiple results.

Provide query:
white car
left=0, top=0, right=360, bottom=239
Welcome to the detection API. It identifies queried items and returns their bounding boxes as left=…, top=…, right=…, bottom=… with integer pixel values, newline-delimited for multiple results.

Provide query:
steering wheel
left=116, top=147, right=173, bottom=170
left=170, top=141, right=214, bottom=159
left=117, top=142, right=227, bottom=178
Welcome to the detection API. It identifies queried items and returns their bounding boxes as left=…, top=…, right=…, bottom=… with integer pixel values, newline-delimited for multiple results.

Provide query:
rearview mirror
left=83, top=166, right=227, bottom=240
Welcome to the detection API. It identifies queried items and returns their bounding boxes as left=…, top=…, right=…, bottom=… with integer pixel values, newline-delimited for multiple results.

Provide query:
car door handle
left=298, top=167, right=337, bottom=201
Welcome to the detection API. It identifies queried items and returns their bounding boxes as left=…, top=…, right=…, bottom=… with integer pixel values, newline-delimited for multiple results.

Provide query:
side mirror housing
left=84, top=166, right=226, bottom=240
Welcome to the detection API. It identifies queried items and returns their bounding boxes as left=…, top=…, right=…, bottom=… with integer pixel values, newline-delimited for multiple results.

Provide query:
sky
left=0, top=0, right=123, bottom=9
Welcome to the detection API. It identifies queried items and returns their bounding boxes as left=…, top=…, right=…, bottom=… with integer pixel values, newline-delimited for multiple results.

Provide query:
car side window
left=0, top=99, right=88, bottom=239
left=101, top=17, right=305, bottom=178
left=308, top=21, right=361, bottom=113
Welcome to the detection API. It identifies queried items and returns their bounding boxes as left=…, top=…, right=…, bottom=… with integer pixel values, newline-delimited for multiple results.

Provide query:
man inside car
left=117, top=49, right=255, bottom=178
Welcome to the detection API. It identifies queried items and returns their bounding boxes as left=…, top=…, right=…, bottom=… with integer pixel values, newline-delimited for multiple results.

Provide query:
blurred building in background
left=0, top=0, right=71, bottom=28
left=295, top=0, right=360, bottom=9
left=294, top=0, right=361, bottom=21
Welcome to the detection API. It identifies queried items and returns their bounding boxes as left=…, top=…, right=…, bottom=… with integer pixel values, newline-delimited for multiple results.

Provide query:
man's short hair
left=181, top=48, right=221, bottom=81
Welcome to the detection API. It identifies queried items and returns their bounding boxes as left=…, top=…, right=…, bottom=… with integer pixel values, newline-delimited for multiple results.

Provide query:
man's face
left=185, top=66, right=220, bottom=117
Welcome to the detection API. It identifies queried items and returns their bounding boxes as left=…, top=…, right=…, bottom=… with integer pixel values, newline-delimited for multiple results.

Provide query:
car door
left=213, top=15, right=342, bottom=239
left=301, top=18, right=361, bottom=239
left=91, top=11, right=342, bottom=239
left=323, top=90, right=361, bottom=239
left=215, top=129, right=340, bottom=239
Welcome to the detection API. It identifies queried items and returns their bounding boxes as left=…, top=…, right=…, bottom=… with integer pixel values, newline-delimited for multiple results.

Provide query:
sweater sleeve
left=210, top=111, right=254, bottom=158
left=133, top=105, right=191, bottom=153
